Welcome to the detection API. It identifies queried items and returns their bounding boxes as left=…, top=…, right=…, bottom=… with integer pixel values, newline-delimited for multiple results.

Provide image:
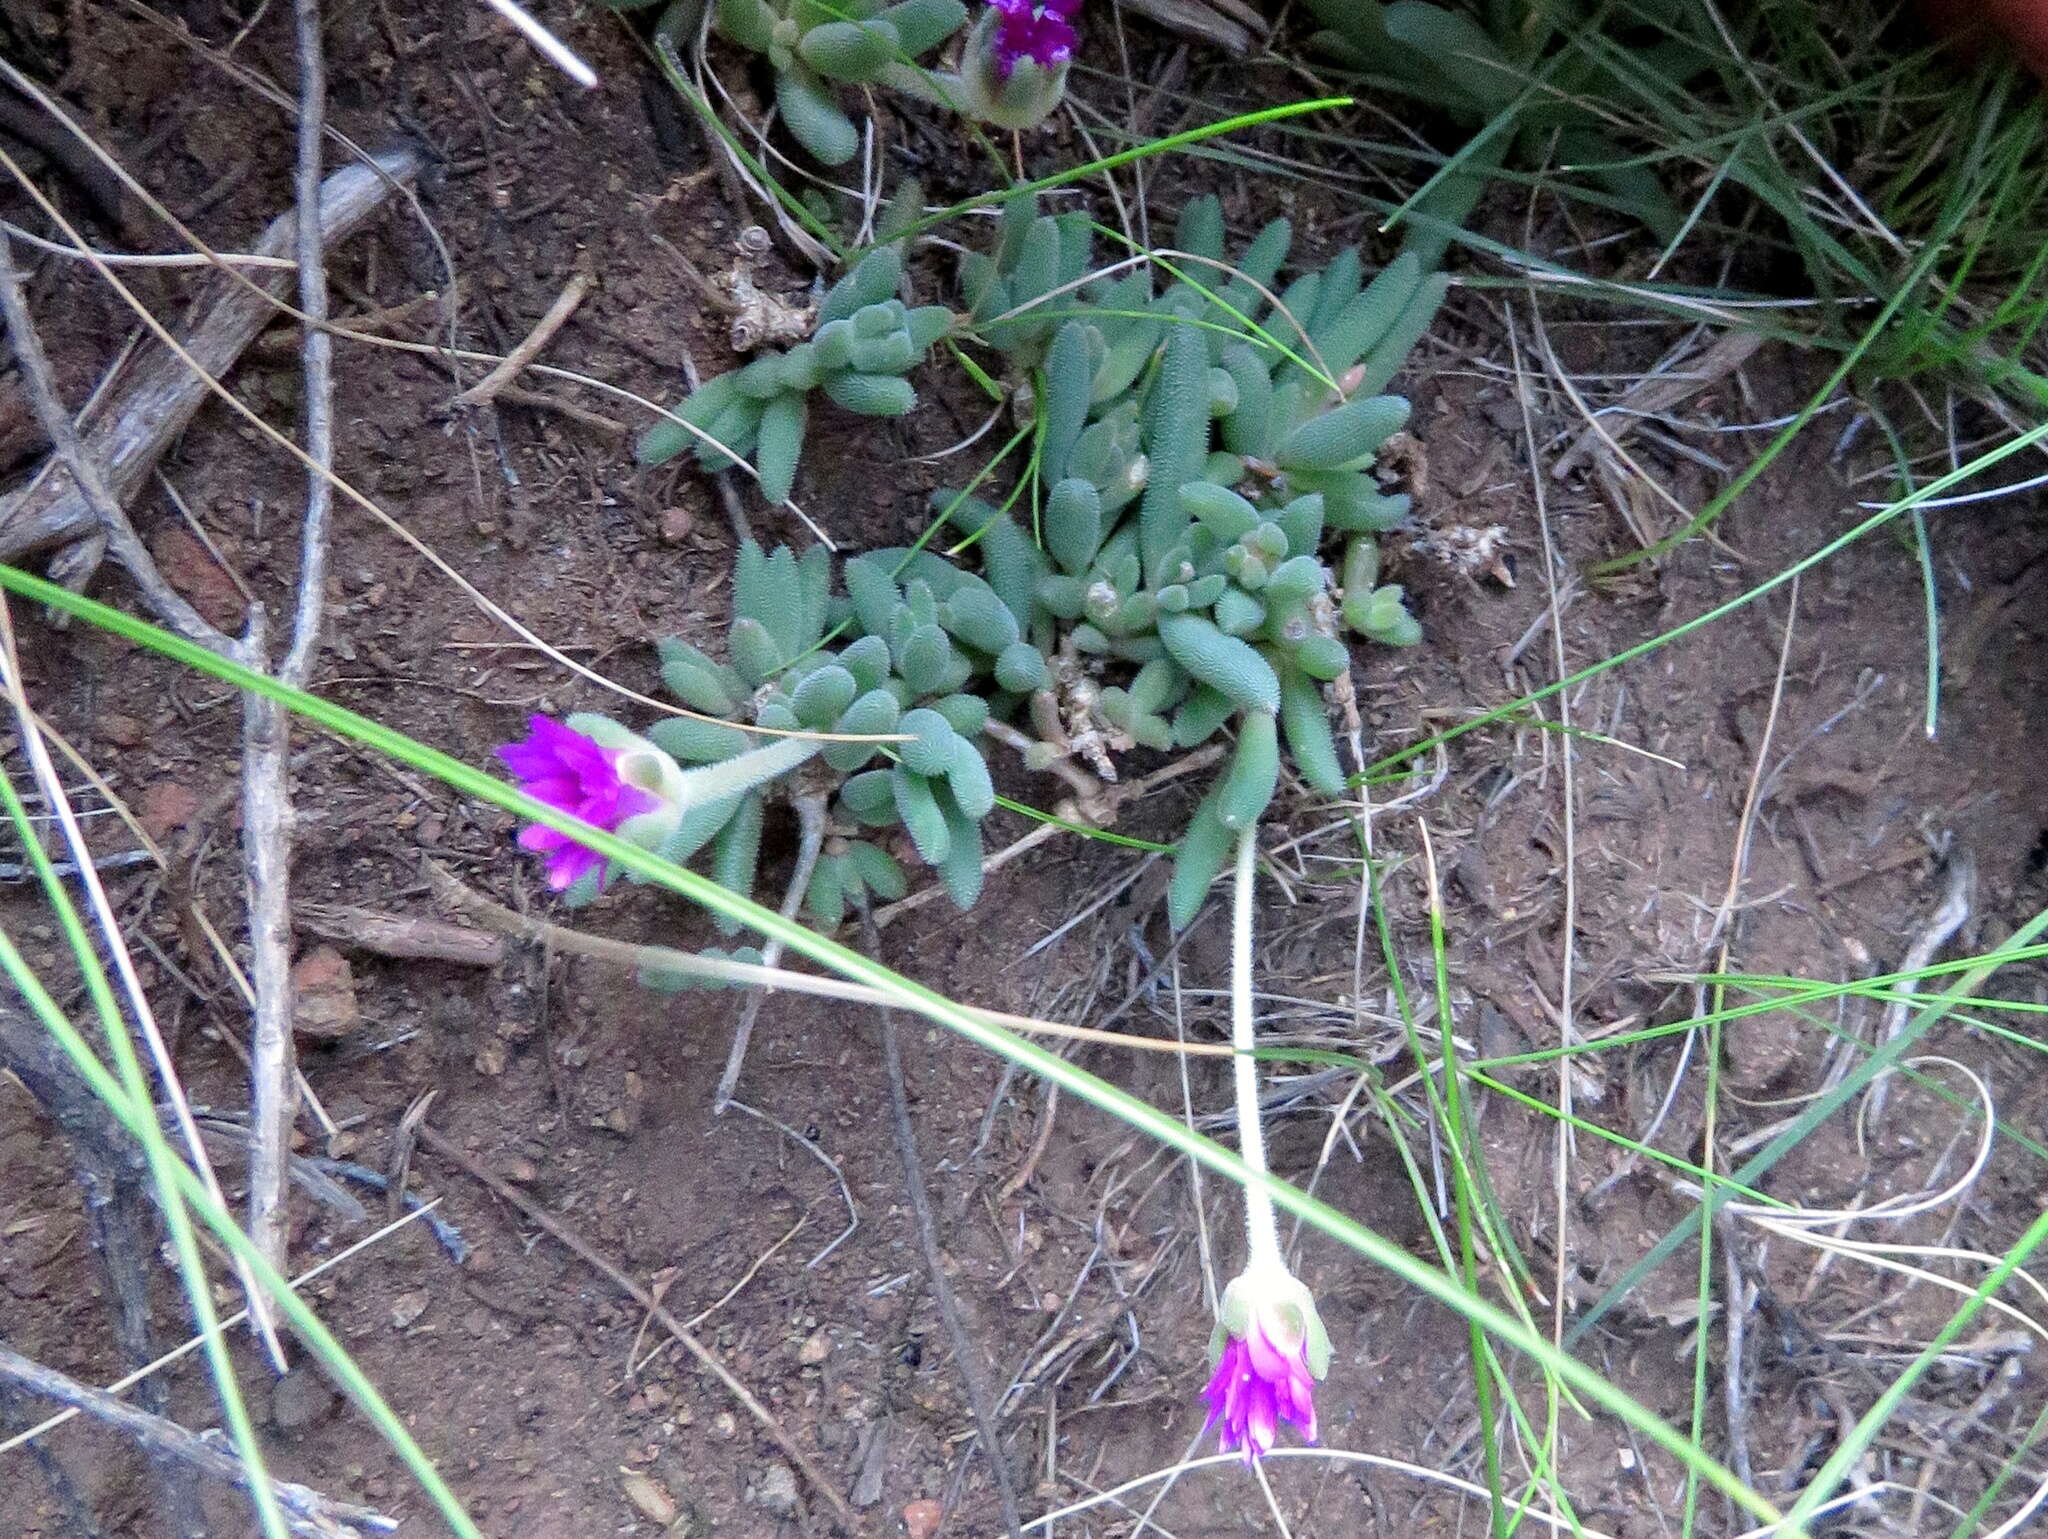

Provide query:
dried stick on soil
left=0, top=146, right=422, bottom=562
left=413, top=1123, right=864, bottom=1536
left=242, top=0, right=345, bottom=1321
left=0, top=221, right=232, bottom=649
left=451, top=272, right=591, bottom=409
left=1865, top=849, right=1976, bottom=1127
left=293, top=903, right=506, bottom=965
left=0, top=1344, right=396, bottom=1539
left=489, top=382, right=626, bottom=436
left=281, top=0, right=335, bottom=695
left=240, top=606, right=298, bottom=1344
left=865, top=910, right=1026, bottom=1539
left=424, top=861, right=1228, bottom=1056
left=1549, top=330, right=1764, bottom=480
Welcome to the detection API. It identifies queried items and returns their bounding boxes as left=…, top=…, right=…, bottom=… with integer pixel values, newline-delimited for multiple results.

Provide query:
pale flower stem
left=1232, top=827, right=1284, bottom=1272
left=672, top=735, right=820, bottom=805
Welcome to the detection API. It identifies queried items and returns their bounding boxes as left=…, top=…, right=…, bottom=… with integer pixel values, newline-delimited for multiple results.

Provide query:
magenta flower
left=1203, top=1313, right=1317, bottom=1459
left=988, top=0, right=1080, bottom=77
left=1203, top=1265, right=1331, bottom=1462
left=958, top=0, right=1076, bottom=127
left=498, top=715, right=658, bottom=892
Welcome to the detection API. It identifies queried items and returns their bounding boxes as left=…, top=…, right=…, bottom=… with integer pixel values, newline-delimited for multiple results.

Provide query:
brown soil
left=3, top=4, right=2046, bottom=1538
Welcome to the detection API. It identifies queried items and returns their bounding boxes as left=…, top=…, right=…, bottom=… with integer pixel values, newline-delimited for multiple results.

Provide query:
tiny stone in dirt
left=290, top=944, right=359, bottom=1040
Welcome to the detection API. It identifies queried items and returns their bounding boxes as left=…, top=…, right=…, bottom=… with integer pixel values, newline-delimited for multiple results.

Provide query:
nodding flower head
left=498, top=715, right=679, bottom=893
left=1202, top=1264, right=1331, bottom=1462
left=961, top=0, right=1078, bottom=128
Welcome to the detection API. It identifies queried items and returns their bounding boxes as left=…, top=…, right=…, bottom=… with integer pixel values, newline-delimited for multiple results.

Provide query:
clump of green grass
left=1354, top=2, right=2048, bottom=441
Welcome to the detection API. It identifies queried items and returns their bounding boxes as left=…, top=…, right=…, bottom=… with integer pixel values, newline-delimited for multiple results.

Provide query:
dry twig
left=241, top=0, right=349, bottom=1335
left=425, top=861, right=1227, bottom=1057
left=0, top=146, right=421, bottom=562
left=866, top=910, right=1026, bottom=1539
left=451, top=271, right=592, bottom=409
left=1550, top=330, right=1764, bottom=479
left=294, top=903, right=507, bottom=966
left=0, top=221, right=231, bottom=646
left=0, top=1344, right=395, bottom=1539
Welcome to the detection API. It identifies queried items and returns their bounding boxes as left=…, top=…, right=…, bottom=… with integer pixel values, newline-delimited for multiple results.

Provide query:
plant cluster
left=616, top=193, right=1445, bottom=941
left=638, top=244, right=949, bottom=503
left=707, top=0, right=971, bottom=164
left=1302, top=0, right=1691, bottom=245
left=648, top=536, right=1009, bottom=926
left=613, top=0, right=1076, bottom=166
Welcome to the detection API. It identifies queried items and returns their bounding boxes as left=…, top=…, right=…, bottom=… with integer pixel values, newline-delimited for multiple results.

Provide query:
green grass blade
left=1366, top=413, right=2048, bottom=780
left=2, top=560, right=1786, bottom=1529
left=1564, top=910, right=2048, bottom=1348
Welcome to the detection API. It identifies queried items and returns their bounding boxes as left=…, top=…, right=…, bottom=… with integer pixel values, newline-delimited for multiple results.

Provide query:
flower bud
left=959, top=1, right=1079, bottom=130
left=1203, top=1263, right=1331, bottom=1461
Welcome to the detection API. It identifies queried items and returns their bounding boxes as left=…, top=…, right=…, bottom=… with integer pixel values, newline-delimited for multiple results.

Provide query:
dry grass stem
left=426, top=861, right=1229, bottom=1057
left=451, top=271, right=593, bottom=409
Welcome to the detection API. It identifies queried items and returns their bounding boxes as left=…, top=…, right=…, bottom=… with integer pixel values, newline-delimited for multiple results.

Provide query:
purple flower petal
left=498, top=716, right=659, bottom=891
left=986, top=0, right=1079, bottom=77
left=1201, top=1298, right=1319, bottom=1460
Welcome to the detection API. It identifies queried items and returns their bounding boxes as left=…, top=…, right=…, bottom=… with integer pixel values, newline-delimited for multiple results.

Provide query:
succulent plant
left=705, top=0, right=972, bottom=164
left=637, top=244, right=955, bottom=505
left=626, top=191, right=1442, bottom=947
left=946, top=193, right=1445, bottom=922
left=615, top=0, right=964, bottom=152
left=629, top=533, right=1014, bottom=940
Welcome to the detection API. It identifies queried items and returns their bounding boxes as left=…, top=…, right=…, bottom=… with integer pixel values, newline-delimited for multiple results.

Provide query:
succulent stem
left=1231, top=826, right=1284, bottom=1271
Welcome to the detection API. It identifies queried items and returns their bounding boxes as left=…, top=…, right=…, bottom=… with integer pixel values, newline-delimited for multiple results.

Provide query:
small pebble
left=797, top=1328, right=832, bottom=1365
left=100, top=713, right=144, bottom=749
left=752, top=1462, right=799, bottom=1517
left=620, top=1471, right=676, bottom=1526
left=903, top=1497, right=944, bottom=1539
left=290, top=945, right=359, bottom=1041
left=269, top=1366, right=336, bottom=1433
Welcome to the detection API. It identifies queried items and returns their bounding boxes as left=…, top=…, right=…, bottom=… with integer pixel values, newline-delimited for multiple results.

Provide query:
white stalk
left=1232, top=827, right=1285, bottom=1273
left=612, top=734, right=820, bottom=821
